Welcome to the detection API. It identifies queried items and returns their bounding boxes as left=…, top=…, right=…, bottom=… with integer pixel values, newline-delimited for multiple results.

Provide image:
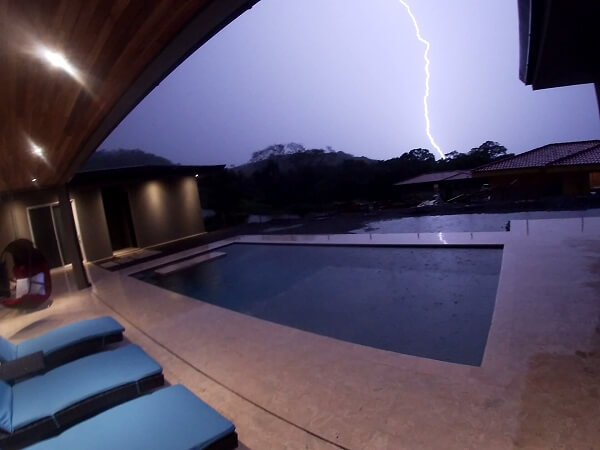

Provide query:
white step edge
left=155, top=251, right=226, bottom=275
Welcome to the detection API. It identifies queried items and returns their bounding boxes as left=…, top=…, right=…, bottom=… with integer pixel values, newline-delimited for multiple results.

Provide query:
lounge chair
left=0, top=316, right=124, bottom=380
left=1, top=239, right=52, bottom=308
left=26, top=385, right=238, bottom=450
left=0, top=345, right=164, bottom=449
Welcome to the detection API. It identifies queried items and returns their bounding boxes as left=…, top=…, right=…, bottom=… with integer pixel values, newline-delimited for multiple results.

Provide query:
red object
left=1, top=239, right=52, bottom=307
left=2, top=263, right=52, bottom=307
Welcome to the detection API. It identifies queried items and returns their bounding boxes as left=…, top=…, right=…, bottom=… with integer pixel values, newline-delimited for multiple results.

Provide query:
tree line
left=202, top=141, right=511, bottom=218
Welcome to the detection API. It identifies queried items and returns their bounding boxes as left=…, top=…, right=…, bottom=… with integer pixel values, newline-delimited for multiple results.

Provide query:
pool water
left=135, top=243, right=503, bottom=366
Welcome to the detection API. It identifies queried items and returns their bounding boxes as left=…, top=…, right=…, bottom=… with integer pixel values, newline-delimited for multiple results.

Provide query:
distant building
left=0, top=165, right=223, bottom=268
left=473, top=140, right=600, bottom=198
left=394, top=170, right=483, bottom=201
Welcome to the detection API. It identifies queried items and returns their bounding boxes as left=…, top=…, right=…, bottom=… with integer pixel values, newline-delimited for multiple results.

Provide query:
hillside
left=235, top=147, right=376, bottom=176
left=80, top=148, right=173, bottom=171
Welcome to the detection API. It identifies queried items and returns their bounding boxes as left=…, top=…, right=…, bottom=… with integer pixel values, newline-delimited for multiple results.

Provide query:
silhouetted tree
left=250, top=144, right=286, bottom=163
left=403, top=148, right=436, bottom=163
left=437, top=141, right=510, bottom=170
left=286, top=142, right=306, bottom=153
left=476, top=141, right=508, bottom=159
left=397, top=148, right=436, bottom=177
left=200, top=171, right=243, bottom=213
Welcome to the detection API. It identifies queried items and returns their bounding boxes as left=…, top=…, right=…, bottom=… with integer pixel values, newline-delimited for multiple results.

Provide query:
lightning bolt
left=397, top=0, right=445, bottom=159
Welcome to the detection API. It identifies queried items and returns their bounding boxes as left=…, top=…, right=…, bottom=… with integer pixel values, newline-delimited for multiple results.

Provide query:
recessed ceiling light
left=31, top=178, right=37, bottom=182
left=37, top=46, right=80, bottom=81
left=27, top=138, right=50, bottom=164
left=31, top=142, right=44, bottom=157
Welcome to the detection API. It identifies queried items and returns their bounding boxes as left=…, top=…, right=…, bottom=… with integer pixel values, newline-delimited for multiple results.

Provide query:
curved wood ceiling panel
left=0, top=0, right=257, bottom=193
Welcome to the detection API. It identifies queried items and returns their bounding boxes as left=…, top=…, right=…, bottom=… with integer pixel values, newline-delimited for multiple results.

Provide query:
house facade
left=473, top=141, right=600, bottom=199
left=0, top=165, right=222, bottom=268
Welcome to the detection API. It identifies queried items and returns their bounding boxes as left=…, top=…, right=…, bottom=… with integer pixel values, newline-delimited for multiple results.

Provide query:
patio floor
left=1, top=216, right=599, bottom=449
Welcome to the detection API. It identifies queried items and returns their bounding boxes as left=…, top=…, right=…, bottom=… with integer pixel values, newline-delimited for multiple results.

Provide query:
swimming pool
left=135, top=243, right=503, bottom=366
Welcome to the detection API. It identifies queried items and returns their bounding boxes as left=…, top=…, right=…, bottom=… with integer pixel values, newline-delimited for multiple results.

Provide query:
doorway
left=101, top=187, right=137, bottom=252
left=27, top=201, right=84, bottom=269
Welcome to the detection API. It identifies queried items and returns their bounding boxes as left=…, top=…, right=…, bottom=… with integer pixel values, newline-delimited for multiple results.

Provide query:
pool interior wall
left=134, top=243, right=503, bottom=366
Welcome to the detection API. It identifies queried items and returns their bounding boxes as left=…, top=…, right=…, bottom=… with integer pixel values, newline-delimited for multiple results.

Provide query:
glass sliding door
left=27, top=201, right=83, bottom=268
left=51, top=204, right=72, bottom=265
left=28, top=205, right=64, bottom=268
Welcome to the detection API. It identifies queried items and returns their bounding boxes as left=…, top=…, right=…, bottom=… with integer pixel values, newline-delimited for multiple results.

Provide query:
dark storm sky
left=100, top=0, right=599, bottom=165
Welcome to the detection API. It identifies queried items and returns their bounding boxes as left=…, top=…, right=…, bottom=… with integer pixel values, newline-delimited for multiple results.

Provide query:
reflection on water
left=137, top=243, right=502, bottom=366
left=353, top=209, right=600, bottom=233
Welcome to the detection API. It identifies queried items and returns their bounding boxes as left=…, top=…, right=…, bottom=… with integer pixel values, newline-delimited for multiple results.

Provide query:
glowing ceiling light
left=27, top=137, right=50, bottom=165
left=30, top=141, right=44, bottom=157
left=396, top=1, right=445, bottom=159
left=37, top=46, right=80, bottom=81
left=194, top=174, right=199, bottom=178
left=31, top=178, right=37, bottom=183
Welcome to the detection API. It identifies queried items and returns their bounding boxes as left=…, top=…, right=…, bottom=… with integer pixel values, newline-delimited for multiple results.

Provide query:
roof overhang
left=518, top=0, right=600, bottom=89
left=394, top=171, right=473, bottom=186
left=0, top=0, right=259, bottom=194
left=70, top=165, right=225, bottom=188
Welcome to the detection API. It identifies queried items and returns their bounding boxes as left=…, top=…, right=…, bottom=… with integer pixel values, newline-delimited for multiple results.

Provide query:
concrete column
left=57, top=185, right=90, bottom=290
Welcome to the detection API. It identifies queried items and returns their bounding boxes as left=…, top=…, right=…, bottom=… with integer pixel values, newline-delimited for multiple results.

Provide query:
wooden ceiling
left=0, top=0, right=258, bottom=193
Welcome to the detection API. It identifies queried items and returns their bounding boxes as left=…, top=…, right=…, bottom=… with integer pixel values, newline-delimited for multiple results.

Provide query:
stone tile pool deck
left=1, top=216, right=599, bottom=449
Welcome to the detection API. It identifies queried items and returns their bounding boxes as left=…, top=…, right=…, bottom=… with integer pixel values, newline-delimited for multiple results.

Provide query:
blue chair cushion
left=0, top=337, right=17, bottom=362
left=0, top=381, right=12, bottom=433
left=15, top=316, right=124, bottom=359
left=27, top=385, right=235, bottom=450
left=11, top=345, right=161, bottom=431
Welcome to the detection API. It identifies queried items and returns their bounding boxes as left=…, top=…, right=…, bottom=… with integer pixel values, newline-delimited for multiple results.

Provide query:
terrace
left=1, top=1, right=599, bottom=448
left=1, top=218, right=600, bottom=448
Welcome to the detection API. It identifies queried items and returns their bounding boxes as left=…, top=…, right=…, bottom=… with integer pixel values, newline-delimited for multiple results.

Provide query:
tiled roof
left=444, top=171, right=472, bottom=181
left=550, top=143, right=600, bottom=166
left=475, top=140, right=600, bottom=172
left=395, top=171, right=471, bottom=186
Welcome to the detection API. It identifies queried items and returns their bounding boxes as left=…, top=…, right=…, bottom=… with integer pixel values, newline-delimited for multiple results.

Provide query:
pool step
left=155, top=251, right=226, bottom=275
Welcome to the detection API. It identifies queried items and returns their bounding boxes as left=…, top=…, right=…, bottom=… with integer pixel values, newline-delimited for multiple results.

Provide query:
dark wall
left=561, top=172, right=591, bottom=196
left=0, top=189, right=112, bottom=263
left=1, top=178, right=203, bottom=263
left=101, top=187, right=138, bottom=251
left=70, top=188, right=113, bottom=261
left=127, top=176, right=204, bottom=248
left=591, top=171, right=600, bottom=189
left=0, top=200, right=23, bottom=253
left=0, top=190, right=58, bottom=254
left=487, top=171, right=593, bottom=199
